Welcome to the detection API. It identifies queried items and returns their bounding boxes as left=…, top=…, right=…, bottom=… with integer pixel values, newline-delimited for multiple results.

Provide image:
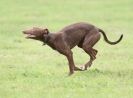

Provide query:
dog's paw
left=74, top=66, right=83, bottom=71
left=80, top=66, right=87, bottom=71
left=68, top=72, right=74, bottom=76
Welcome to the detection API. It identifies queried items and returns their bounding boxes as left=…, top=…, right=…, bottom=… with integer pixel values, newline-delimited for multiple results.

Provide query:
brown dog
left=23, top=22, right=123, bottom=75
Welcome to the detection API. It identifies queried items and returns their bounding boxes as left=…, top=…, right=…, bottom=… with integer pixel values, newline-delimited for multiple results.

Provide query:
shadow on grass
left=81, top=68, right=133, bottom=78
left=13, top=66, right=133, bottom=79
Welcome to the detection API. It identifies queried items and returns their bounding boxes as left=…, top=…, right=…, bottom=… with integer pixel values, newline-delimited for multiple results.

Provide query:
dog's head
left=23, top=27, right=49, bottom=41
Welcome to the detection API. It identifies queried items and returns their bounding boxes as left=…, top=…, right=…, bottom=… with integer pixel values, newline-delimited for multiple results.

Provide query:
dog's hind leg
left=81, top=29, right=100, bottom=70
left=82, top=48, right=98, bottom=70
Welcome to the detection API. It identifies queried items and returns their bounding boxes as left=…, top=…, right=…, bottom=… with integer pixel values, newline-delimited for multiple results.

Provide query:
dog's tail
left=98, top=29, right=123, bottom=45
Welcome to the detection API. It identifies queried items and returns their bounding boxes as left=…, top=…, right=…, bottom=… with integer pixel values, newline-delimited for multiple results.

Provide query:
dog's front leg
left=58, top=48, right=75, bottom=75
left=65, top=50, right=75, bottom=75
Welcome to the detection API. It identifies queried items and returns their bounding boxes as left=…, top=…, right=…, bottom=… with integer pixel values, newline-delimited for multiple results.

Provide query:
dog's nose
left=22, top=31, right=26, bottom=34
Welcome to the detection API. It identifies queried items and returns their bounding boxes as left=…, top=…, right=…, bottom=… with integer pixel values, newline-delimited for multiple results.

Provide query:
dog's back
left=59, top=22, right=97, bottom=48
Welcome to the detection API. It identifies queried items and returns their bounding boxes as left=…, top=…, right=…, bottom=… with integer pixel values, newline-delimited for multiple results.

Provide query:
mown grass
left=0, top=0, right=133, bottom=98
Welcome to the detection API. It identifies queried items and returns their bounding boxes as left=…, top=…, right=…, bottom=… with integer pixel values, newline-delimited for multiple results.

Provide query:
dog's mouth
left=23, top=31, right=36, bottom=39
left=25, top=34, right=36, bottom=39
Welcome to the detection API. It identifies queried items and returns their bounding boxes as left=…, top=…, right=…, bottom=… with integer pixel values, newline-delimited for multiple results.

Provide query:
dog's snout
left=22, top=31, right=25, bottom=34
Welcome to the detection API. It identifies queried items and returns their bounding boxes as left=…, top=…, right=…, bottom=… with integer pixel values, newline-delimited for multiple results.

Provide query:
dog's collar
left=42, top=33, right=50, bottom=45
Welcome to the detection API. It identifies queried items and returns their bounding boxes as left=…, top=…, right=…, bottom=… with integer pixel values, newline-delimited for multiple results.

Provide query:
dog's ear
left=43, top=28, right=49, bottom=34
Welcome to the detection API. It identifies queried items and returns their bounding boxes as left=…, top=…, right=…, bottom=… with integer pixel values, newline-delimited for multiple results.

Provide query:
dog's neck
left=42, top=33, right=50, bottom=45
left=42, top=33, right=57, bottom=50
left=42, top=33, right=54, bottom=45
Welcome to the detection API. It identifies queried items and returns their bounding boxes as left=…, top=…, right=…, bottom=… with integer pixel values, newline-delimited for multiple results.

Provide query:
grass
left=0, top=0, right=133, bottom=98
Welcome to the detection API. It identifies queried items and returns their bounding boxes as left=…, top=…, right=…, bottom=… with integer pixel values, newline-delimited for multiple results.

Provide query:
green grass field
left=0, top=0, right=133, bottom=98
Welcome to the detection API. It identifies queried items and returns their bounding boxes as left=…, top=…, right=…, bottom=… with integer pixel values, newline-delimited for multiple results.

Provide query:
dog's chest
left=47, top=42, right=56, bottom=50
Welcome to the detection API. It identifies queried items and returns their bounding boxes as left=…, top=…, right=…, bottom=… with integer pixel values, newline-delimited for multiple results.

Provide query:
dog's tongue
left=26, top=34, right=36, bottom=38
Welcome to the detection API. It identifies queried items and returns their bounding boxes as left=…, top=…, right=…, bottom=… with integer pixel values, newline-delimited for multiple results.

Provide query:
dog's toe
left=80, top=66, right=87, bottom=71
left=68, top=72, right=74, bottom=76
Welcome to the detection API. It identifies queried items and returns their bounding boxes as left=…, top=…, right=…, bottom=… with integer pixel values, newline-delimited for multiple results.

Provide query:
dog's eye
left=44, top=29, right=49, bottom=34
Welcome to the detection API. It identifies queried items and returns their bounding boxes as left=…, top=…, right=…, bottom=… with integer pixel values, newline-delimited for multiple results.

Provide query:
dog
left=23, top=22, right=123, bottom=75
